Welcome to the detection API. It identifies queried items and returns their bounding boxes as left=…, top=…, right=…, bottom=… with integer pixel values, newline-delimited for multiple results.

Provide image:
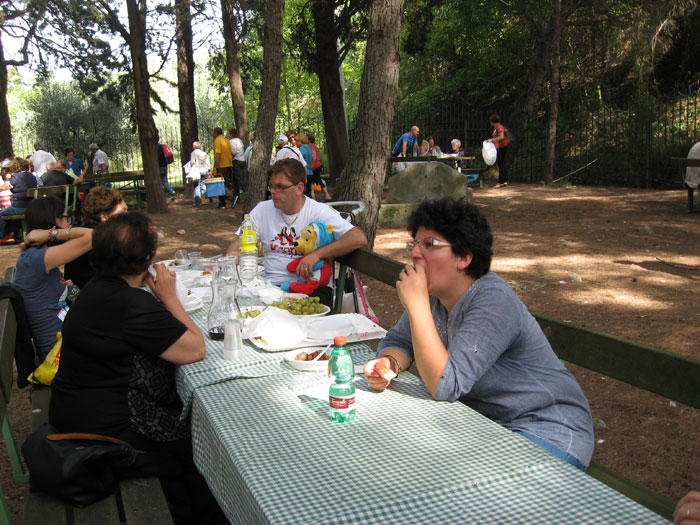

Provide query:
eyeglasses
left=267, top=183, right=296, bottom=193
left=406, top=237, right=451, bottom=253
left=58, top=215, right=72, bottom=225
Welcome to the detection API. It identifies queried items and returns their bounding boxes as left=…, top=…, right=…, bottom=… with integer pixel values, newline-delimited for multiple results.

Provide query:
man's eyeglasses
left=406, top=237, right=451, bottom=253
left=58, top=215, right=72, bottom=225
left=267, top=183, right=296, bottom=193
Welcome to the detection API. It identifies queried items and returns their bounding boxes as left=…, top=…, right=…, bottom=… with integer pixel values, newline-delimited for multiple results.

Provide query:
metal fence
left=385, top=93, right=700, bottom=188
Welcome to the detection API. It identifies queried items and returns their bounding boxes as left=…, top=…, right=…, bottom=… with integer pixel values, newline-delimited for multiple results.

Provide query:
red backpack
left=162, top=144, right=174, bottom=164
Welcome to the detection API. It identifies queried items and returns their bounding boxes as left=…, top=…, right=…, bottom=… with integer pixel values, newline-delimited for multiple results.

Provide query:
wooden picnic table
left=92, top=170, right=146, bottom=208
left=175, top=291, right=668, bottom=524
left=389, top=154, right=476, bottom=164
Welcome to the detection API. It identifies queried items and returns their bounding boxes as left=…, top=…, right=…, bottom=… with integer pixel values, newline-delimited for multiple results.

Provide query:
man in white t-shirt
left=29, top=141, right=57, bottom=176
left=227, top=158, right=366, bottom=306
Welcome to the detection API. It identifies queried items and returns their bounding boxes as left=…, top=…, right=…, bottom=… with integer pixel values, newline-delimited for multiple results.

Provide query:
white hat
left=277, top=134, right=288, bottom=144
left=0, top=159, right=11, bottom=168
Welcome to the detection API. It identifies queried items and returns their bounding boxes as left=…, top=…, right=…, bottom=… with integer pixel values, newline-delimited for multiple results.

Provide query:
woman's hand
left=363, top=357, right=394, bottom=392
left=675, top=491, right=700, bottom=525
left=23, top=229, right=49, bottom=248
left=396, top=263, right=430, bottom=313
left=146, top=263, right=178, bottom=305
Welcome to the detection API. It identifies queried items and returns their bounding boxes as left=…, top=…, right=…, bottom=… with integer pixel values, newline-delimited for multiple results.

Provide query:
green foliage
left=24, top=81, right=129, bottom=160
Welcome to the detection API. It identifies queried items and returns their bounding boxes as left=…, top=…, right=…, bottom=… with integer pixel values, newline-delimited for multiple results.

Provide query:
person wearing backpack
left=157, top=132, right=176, bottom=199
left=487, top=114, right=511, bottom=188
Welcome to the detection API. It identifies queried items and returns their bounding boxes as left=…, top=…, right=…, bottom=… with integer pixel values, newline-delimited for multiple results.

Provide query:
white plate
left=284, top=293, right=308, bottom=300
left=157, top=259, right=190, bottom=270
left=283, top=348, right=330, bottom=372
left=183, top=297, right=203, bottom=312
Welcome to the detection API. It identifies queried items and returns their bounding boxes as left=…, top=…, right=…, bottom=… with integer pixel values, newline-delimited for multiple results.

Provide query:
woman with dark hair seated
left=364, top=198, right=594, bottom=470
left=50, top=212, right=224, bottom=523
left=64, top=186, right=127, bottom=288
left=11, top=195, right=93, bottom=359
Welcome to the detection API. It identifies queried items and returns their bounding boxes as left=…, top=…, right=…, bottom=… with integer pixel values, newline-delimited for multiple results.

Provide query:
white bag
left=482, top=141, right=497, bottom=166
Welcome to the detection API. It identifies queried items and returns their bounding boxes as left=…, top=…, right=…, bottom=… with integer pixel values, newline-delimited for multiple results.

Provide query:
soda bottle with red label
left=328, top=336, right=355, bottom=422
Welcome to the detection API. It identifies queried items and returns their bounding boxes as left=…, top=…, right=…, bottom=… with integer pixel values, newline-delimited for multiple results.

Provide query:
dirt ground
left=1, top=183, right=699, bottom=521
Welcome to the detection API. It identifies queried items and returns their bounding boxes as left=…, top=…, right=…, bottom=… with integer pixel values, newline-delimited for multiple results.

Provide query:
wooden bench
left=336, top=248, right=700, bottom=521
left=27, top=182, right=91, bottom=218
left=0, top=268, right=174, bottom=524
left=671, top=156, right=700, bottom=213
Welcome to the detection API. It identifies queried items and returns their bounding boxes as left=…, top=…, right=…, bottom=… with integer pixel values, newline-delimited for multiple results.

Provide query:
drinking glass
left=189, top=252, right=203, bottom=270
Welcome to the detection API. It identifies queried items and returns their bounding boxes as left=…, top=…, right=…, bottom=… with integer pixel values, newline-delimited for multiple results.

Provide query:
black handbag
left=22, top=423, right=142, bottom=507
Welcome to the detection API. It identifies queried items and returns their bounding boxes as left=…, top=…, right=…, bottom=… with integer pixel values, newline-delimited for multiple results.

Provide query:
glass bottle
left=207, top=279, right=241, bottom=340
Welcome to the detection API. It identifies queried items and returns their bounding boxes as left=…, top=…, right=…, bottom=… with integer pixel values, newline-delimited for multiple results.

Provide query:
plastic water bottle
left=328, top=336, right=355, bottom=423
left=239, top=214, right=257, bottom=284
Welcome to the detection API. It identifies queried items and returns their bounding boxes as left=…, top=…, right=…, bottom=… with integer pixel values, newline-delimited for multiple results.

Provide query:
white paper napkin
left=241, top=308, right=306, bottom=347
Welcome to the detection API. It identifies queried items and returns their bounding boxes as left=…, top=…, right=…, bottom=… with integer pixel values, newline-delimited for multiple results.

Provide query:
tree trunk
left=242, top=0, right=285, bottom=213
left=505, top=0, right=579, bottom=178
left=543, top=0, right=562, bottom=185
left=0, top=34, right=13, bottom=155
left=221, top=0, right=250, bottom=147
left=334, top=0, right=405, bottom=248
left=311, top=0, right=349, bottom=182
left=175, top=0, right=198, bottom=198
left=126, top=0, right=168, bottom=214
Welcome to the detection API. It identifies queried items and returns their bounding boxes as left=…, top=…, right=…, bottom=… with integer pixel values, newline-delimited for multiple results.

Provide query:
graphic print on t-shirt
left=270, top=226, right=300, bottom=256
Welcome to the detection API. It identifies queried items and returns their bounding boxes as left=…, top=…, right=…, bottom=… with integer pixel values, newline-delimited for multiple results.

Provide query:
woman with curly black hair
left=364, top=198, right=594, bottom=470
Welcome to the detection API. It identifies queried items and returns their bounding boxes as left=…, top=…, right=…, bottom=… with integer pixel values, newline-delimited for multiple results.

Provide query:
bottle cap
left=333, top=336, right=346, bottom=346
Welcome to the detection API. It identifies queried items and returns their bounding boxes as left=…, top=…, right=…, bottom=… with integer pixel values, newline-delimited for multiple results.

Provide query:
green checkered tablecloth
left=176, top=308, right=285, bottom=413
left=190, top=362, right=669, bottom=524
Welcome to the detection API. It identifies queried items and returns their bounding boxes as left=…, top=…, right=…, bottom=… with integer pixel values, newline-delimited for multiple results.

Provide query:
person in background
left=89, top=143, right=109, bottom=175
left=307, top=132, right=332, bottom=202
left=486, top=114, right=511, bottom=188
left=286, top=129, right=298, bottom=148
left=29, top=141, right=56, bottom=177
left=11, top=195, right=93, bottom=359
left=188, top=141, right=211, bottom=207
left=228, top=128, right=246, bottom=206
left=675, top=491, right=700, bottom=525
left=41, top=160, right=76, bottom=187
left=685, top=141, right=700, bottom=203
left=50, top=212, right=225, bottom=524
left=0, top=160, right=12, bottom=211
left=64, top=187, right=128, bottom=288
left=227, top=158, right=367, bottom=307
left=244, top=132, right=255, bottom=171
left=364, top=198, right=594, bottom=470
left=1, top=151, right=13, bottom=163
left=64, top=146, right=86, bottom=182
left=156, top=133, right=176, bottom=199
left=275, top=134, right=307, bottom=169
left=212, top=126, right=234, bottom=210
left=391, top=126, right=420, bottom=157
left=296, top=133, right=314, bottom=197
left=426, top=136, right=442, bottom=156
left=446, top=138, right=467, bottom=171
left=0, top=158, right=39, bottom=244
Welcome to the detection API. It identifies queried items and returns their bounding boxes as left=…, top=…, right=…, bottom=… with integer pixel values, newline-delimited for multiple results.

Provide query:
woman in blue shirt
left=364, top=198, right=594, bottom=470
left=63, top=146, right=86, bottom=182
left=12, top=196, right=93, bottom=359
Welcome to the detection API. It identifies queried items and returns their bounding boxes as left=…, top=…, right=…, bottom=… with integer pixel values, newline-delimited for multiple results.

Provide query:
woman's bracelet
left=65, top=227, right=71, bottom=240
left=386, top=355, right=401, bottom=376
left=49, top=227, right=58, bottom=243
